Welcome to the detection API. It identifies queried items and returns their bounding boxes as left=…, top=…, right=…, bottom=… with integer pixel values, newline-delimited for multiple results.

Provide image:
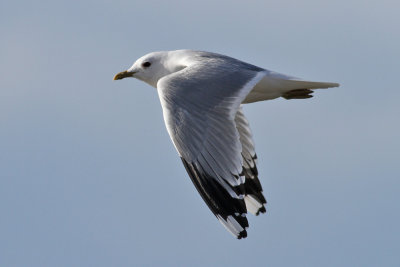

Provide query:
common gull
left=114, top=50, right=339, bottom=239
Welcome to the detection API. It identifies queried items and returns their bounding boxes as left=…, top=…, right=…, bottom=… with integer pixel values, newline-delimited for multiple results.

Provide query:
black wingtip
left=237, top=230, right=248, bottom=239
left=255, top=206, right=267, bottom=216
left=181, top=157, right=249, bottom=238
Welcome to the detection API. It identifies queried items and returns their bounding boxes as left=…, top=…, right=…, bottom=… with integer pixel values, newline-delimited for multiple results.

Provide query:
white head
left=113, top=50, right=187, bottom=88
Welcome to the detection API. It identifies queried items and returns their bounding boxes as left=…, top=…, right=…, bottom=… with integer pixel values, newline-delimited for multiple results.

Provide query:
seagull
left=114, top=49, right=339, bottom=239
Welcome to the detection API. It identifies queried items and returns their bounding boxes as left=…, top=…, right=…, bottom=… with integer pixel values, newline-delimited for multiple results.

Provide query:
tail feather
left=243, top=72, right=339, bottom=103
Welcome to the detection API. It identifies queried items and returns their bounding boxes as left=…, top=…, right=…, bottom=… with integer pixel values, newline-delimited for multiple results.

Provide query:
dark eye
left=142, top=62, right=151, bottom=68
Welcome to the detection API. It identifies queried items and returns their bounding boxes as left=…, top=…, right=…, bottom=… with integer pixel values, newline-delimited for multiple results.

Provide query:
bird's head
left=113, top=50, right=187, bottom=88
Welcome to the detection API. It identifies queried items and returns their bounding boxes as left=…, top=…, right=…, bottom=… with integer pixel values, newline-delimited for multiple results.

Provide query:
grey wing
left=158, top=61, right=266, bottom=239
left=235, top=107, right=267, bottom=215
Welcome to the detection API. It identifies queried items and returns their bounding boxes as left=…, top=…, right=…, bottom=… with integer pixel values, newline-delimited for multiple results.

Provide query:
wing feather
left=158, top=55, right=266, bottom=238
left=235, top=107, right=267, bottom=215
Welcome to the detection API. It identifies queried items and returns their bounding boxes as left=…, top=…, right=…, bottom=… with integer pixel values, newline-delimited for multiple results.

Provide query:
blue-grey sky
left=1, top=0, right=399, bottom=266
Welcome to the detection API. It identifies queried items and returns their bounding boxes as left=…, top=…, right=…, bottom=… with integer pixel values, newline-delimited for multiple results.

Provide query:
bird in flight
left=114, top=50, right=339, bottom=239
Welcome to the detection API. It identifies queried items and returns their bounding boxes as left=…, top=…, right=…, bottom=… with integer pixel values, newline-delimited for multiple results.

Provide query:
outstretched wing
left=157, top=57, right=266, bottom=238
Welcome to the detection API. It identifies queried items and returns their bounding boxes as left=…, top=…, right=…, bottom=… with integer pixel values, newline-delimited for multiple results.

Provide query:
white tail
left=243, top=71, right=339, bottom=103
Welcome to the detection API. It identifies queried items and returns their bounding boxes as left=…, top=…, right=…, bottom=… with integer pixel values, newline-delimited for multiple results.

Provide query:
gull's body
left=114, top=49, right=339, bottom=239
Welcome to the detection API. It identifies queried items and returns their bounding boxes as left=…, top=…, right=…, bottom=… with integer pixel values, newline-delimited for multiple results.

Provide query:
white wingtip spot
left=244, top=195, right=263, bottom=215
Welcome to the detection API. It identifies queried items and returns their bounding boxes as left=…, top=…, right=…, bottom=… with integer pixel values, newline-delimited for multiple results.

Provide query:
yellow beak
left=113, top=70, right=134, bottom=80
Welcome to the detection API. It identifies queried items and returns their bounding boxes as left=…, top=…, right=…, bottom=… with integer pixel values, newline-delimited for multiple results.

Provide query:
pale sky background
left=1, top=0, right=399, bottom=266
